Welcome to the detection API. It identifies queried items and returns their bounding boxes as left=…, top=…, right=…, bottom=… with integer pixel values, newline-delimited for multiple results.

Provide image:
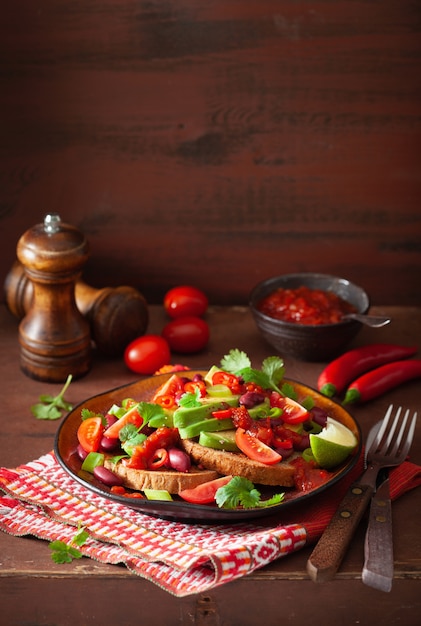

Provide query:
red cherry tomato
left=269, top=392, right=310, bottom=424
left=103, top=406, right=143, bottom=439
left=124, top=335, right=171, bottom=375
left=179, top=475, right=233, bottom=504
left=235, top=428, right=282, bottom=465
left=162, top=316, right=209, bottom=353
left=77, top=417, right=104, bottom=454
left=164, top=286, right=208, bottom=319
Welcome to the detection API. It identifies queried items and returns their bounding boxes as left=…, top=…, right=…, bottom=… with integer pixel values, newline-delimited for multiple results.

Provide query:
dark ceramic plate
left=55, top=372, right=361, bottom=522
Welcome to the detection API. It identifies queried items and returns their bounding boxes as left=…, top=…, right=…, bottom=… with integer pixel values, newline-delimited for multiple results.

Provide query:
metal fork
left=362, top=406, right=417, bottom=592
left=307, top=404, right=418, bottom=583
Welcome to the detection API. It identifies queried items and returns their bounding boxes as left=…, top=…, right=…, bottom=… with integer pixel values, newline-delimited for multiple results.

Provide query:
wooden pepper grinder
left=5, top=261, right=149, bottom=357
left=16, top=213, right=91, bottom=382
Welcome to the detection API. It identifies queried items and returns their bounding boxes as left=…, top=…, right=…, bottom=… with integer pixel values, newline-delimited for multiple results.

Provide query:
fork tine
left=384, top=406, right=402, bottom=449
left=399, top=411, right=418, bottom=460
left=370, top=404, right=394, bottom=453
left=388, top=409, right=409, bottom=455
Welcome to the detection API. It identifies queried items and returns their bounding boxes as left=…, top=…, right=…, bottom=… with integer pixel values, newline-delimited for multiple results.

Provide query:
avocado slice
left=173, top=399, right=238, bottom=428
left=198, top=429, right=240, bottom=452
left=178, top=417, right=234, bottom=439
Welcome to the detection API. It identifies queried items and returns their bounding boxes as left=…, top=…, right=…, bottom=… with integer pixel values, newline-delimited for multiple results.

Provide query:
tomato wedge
left=103, top=405, right=143, bottom=439
left=269, top=393, right=310, bottom=424
left=77, top=417, right=104, bottom=453
left=179, top=475, right=233, bottom=504
left=235, top=428, right=282, bottom=465
left=152, top=373, right=185, bottom=404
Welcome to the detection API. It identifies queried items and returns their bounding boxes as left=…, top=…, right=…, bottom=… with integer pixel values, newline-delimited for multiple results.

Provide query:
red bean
left=93, top=465, right=124, bottom=487
left=167, top=447, right=191, bottom=473
left=99, top=435, right=120, bottom=453
left=239, top=391, right=266, bottom=409
left=275, top=446, right=294, bottom=459
left=104, top=413, right=118, bottom=429
left=77, top=444, right=88, bottom=461
left=310, top=407, right=328, bottom=427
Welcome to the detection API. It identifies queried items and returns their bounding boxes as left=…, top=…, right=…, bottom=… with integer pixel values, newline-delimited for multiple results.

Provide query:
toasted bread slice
left=104, top=458, right=219, bottom=494
left=180, top=439, right=297, bottom=487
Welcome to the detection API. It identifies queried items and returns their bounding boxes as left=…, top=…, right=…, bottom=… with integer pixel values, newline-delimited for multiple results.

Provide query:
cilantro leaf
left=178, top=390, right=202, bottom=408
left=215, top=476, right=284, bottom=509
left=31, top=375, right=73, bottom=420
left=81, top=408, right=99, bottom=421
left=72, top=527, right=90, bottom=547
left=280, top=382, right=297, bottom=400
left=219, top=350, right=285, bottom=394
left=262, top=356, right=285, bottom=389
left=220, top=349, right=251, bottom=373
left=136, top=401, right=165, bottom=425
left=49, top=525, right=88, bottom=564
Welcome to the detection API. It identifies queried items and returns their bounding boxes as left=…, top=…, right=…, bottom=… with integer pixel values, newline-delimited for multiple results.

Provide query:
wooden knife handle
left=306, top=482, right=374, bottom=582
left=362, top=481, right=393, bottom=592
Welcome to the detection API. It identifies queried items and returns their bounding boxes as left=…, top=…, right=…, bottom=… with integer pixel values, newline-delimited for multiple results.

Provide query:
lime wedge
left=309, top=417, right=358, bottom=469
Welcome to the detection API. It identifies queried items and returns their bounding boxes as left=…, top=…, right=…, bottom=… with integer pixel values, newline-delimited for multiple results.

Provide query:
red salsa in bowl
left=257, top=286, right=357, bottom=326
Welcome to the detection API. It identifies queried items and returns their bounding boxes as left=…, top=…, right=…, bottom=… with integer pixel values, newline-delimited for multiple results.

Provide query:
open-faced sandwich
left=75, top=349, right=359, bottom=509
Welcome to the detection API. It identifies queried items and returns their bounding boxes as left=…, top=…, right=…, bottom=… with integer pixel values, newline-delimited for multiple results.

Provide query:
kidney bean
left=104, top=413, right=118, bottom=429
left=274, top=446, right=294, bottom=460
left=239, top=391, right=266, bottom=409
left=310, top=407, right=328, bottom=427
left=167, top=448, right=191, bottom=473
left=93, top=465, right=124, bottom=487
left=294, top=433, right=310, bottom=451
left=100, top=435, right=120, bottom=453
left=76, top=444, right=88, bottom=462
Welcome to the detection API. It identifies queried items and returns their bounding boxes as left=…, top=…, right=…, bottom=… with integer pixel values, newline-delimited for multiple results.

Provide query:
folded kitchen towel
left=0, top=452, right=420, bottom=597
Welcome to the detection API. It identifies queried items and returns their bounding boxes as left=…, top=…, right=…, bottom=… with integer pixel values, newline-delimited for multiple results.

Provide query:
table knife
left=362, top=474, right=393, bottom=592
left=306, top=420, right=381, bottom=583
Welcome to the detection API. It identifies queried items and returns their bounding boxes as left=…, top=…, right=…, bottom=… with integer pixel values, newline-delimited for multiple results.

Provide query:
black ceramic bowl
left=249, top=273, right=370, bottom=361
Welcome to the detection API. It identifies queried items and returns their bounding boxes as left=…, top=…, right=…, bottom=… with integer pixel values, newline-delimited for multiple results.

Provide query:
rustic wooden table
left=1, top=304, right=420, bottom=626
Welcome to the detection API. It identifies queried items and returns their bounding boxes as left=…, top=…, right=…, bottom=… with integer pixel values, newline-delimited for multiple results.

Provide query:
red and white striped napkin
left=1, top=452, right=420, bottom=597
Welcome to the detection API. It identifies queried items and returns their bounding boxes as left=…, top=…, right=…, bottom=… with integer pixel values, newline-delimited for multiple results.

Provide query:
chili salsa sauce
left=257, top=286, right=357, bottom=325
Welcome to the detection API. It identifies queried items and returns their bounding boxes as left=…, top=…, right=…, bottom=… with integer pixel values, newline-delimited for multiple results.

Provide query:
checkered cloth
left=1, top=451, right=420, bottom=597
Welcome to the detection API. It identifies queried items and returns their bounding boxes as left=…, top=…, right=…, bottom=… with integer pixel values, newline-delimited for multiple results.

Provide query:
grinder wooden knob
left=5, top=261, right=149, bottom=357
left=16, top=213, right=91, bottom=382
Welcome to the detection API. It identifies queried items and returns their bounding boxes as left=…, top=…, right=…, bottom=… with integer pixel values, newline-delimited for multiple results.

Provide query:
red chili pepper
left=211, top=408, right=234, bottom=420
left=343, top=359, right=421, bottom=404
left=317, top=344, right=418, bottom=398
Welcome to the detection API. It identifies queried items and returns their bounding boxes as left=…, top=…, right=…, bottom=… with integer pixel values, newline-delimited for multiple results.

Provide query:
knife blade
left=306, top=420, right=383, bottom=583
left=362, top=474, right=393, bottom=592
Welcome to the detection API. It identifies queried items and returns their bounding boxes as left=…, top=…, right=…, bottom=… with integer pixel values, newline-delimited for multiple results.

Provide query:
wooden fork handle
left=306, top=482, right=374, bottom=582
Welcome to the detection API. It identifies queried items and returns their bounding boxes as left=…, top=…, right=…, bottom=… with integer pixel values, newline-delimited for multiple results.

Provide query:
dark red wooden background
left=1, top=1, right=420, bottom=307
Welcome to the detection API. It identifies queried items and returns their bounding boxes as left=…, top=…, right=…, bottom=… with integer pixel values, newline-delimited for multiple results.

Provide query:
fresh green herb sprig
left=215, top=476, right=284, bottom=509
left=177, top=388, right=202, bottom=408
left=220, top=349, right=285, bottom=394
left=49, top=525, right=89, bottom=564
left=220, top=349, right=315, bottom=408
left=31, top=374, right=73, bottom=420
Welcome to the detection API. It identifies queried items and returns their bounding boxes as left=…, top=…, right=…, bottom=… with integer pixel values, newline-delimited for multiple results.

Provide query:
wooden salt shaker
left=5, top=261, right=149, bottom=357
left=16, top=213, right=91, bottom=382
